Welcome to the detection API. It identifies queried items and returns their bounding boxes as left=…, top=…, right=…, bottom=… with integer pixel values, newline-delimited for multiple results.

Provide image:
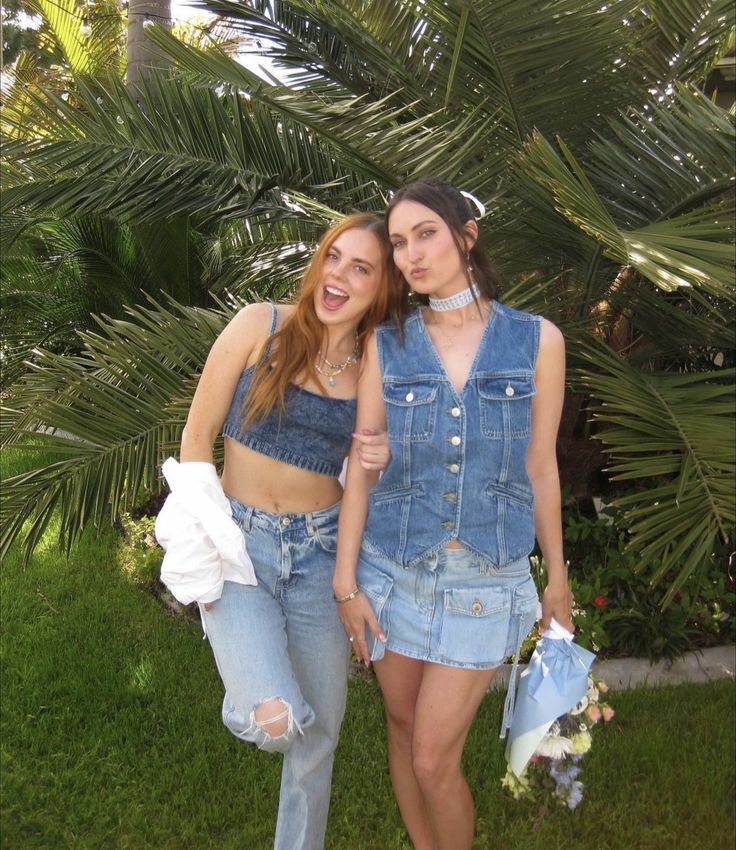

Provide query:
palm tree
left=1, top=0, right=734, bottom=603
left=126, top=0, right=171, bottom=87
left=1, top=0, right=250, bottom=384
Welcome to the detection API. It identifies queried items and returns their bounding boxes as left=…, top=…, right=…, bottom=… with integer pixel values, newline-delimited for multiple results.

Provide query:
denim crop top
left=221, top=305, right=357, bottom=478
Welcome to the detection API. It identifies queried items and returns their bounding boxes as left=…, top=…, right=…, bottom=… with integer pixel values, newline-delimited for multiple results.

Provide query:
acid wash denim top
left=221, top=305, right=357, bottom=478
left=364, top=301, right=541, bottom=567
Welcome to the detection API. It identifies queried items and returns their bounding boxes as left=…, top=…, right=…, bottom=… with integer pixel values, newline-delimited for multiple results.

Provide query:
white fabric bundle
left=155, top=457, right=256, bottom=604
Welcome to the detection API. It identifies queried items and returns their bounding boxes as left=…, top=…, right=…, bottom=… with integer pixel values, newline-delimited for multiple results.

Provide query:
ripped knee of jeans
left=251, top=697, right=302, bottom=752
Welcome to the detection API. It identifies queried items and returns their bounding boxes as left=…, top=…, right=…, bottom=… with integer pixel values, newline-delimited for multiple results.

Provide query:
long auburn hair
left=241, top=213, right=393, bottom=430
left=385, top=177, right=501, bottom=324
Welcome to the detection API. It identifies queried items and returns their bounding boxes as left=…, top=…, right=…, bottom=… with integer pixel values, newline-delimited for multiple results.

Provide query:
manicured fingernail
left=379, top=633, right=386, bottom=641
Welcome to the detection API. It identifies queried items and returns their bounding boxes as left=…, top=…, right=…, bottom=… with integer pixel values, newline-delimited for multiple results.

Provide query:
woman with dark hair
left=156, top=213, right=394, bottom=850
left=333, top=180, right=573, bottom=850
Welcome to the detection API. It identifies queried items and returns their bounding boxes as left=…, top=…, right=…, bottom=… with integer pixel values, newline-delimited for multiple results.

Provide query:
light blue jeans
left=200, top=496, right=349, bottom=850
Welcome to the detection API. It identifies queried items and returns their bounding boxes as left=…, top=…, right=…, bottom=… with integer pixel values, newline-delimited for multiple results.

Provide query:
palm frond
left=197, top=0, right=654, bottom=147
left=641, top=0, right=736, bottom=87
left=191, top=0, right=431, bottom=102
left=29, top=0, right=125, bottom=75
left=145, top=26, right=503, bottom=187
left=516, top=93, right=735, bottom=300
left=2, top=73, right=365, bottom=222
left=578, top=344, right=735, bottom=605
left=0, top=299, right=231, bottom=561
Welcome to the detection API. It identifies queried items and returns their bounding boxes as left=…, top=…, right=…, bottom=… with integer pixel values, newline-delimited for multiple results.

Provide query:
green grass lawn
left=1, top=452, right=734, bottom=849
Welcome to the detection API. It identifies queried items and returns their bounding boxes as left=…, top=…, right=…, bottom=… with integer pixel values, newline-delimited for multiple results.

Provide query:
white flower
left=536, top=733, right=573, bottom=759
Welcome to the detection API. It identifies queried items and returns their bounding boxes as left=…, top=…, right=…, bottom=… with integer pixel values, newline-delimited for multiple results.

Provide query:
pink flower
left=596, top=680, right=609, bottom=694
left=593, top=596, right=608, bottom=608
left=585, top=704, right=602, bottom=724
left=601, top=705, right=615, bottom=723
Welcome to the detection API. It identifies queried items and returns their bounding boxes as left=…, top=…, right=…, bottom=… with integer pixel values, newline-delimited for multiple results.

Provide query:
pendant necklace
left=315, top=338, right=360, bottom=387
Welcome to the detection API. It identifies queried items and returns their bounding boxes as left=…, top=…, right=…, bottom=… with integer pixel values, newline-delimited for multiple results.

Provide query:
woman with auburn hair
left=333, top=181, right=573, bottom=850
left=155, top=213, right=394, bottom=850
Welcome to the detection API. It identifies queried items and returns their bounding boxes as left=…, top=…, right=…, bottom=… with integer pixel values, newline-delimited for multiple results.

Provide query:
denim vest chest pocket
left=476, top=373, right=535, bottom=439
left=383, top=380, right=439, bottom=443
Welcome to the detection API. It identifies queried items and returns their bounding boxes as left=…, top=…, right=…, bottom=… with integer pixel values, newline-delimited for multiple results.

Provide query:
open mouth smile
left=322, top=284, right=350, bottom=310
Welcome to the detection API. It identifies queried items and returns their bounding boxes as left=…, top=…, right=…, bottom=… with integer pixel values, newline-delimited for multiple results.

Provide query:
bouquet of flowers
left=501, top=676, right=614, bottom=810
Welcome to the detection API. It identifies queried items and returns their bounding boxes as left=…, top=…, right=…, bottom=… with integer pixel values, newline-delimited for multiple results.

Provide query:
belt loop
left=242, top=506, right=254, bottom=533
left=305, top=511, right=316, bottom=537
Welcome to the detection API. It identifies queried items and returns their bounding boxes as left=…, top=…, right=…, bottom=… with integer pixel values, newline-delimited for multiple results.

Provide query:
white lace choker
left=428, top=282, right=481, bottom=312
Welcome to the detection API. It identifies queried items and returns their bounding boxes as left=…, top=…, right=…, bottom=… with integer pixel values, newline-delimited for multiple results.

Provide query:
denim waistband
left=226, top=494, right=340, bottom=534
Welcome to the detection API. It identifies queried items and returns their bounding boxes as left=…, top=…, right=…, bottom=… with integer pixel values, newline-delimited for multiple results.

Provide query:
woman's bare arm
left=180, top=302, right=272, bottom=462
left=526, top=318, right=573, bottom=631
left=333, top=334, right=387, bottom=663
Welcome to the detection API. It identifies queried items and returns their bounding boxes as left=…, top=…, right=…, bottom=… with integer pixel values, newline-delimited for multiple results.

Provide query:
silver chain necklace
left=428, top=282, right=481, bottom=312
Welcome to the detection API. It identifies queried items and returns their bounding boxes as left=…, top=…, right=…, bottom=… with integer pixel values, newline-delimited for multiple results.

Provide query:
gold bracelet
left=333, top=588, right=361, bottom=604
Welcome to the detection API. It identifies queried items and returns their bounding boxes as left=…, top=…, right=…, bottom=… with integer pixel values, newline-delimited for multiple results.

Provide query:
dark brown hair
left=385, top=178, right=501, bottom=317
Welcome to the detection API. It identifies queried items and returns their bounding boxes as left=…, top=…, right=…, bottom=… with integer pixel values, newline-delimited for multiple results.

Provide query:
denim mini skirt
left=357, top=541, right=539, bottom=672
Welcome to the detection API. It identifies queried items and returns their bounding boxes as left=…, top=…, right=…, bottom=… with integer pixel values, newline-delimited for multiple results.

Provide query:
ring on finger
left=348, top=636, right=356, bottom=642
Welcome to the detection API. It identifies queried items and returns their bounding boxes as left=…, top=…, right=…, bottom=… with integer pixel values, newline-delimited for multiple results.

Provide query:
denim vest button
left=405, top=391, right=415, bottom=402
left=451, top=407, right=461, bottom=417
left=450, top=435, right=461, bottom=446
left=505, top=383, right=515, bottom=397
left=448, top=463, right=460, bottom=473
left=442, top=520, right=454, bottom=529
left=443, top=492, right=457, bottom=502
left=472, top=600, right=483, bottom=614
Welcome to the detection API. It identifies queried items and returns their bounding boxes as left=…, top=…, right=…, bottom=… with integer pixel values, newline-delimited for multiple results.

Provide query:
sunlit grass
left=1, top=447, right=734, bottom=849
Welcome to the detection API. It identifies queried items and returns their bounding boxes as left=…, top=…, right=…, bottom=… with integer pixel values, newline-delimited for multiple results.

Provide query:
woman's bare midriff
left=221, top=438, right=343, bottom=514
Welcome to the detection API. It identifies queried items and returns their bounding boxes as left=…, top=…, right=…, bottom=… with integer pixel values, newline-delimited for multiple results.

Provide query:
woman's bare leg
left=374, top=652, right=437, bottom=850
left=411, top=663, right=499, bottom=850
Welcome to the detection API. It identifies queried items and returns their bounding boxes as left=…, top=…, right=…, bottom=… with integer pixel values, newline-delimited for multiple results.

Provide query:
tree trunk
left=126, top=0, right=172, bottom=89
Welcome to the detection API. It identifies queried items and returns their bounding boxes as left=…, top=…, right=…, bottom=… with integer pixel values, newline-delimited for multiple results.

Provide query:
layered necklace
left=315, top=337, right=360, bottom=386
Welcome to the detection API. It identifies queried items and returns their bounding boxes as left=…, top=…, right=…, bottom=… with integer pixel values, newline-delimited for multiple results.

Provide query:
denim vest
left=221, top=305, right=357, bottom=478
left=364, top=302, right=541, bottom=567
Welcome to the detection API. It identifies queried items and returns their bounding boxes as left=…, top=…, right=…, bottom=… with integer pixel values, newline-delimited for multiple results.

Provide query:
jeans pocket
left=314, top=523, right=338, bottom=553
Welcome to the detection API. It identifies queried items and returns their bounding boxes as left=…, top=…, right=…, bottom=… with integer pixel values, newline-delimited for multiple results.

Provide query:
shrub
left=530, top=502, right=734, bottom=662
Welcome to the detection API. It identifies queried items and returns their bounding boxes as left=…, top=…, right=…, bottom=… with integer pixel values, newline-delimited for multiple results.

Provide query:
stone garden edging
left=488, top=644, right=736, bottom=691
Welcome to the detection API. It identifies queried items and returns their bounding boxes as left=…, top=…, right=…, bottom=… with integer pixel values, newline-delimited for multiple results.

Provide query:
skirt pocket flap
left=443, top=586, right=509, bottom=617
